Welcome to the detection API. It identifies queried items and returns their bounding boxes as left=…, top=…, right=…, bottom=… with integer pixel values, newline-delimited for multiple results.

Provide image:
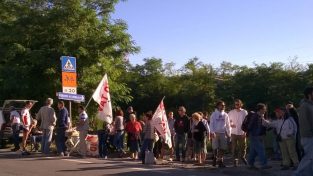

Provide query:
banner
left=152, top=99, right=172, bottom=148
left=92, top=74, right=112, bottom=124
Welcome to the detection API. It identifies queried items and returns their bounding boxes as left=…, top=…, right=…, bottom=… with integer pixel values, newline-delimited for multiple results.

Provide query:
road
left=0, top=149, right=293, bottom=176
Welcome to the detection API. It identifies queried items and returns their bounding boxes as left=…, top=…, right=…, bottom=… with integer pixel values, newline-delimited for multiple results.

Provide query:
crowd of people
left=7, top=87, right=313, bottom=176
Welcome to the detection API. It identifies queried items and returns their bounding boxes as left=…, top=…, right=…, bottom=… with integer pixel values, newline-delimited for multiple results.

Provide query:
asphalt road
left=0, top=149, right=294, bottom=176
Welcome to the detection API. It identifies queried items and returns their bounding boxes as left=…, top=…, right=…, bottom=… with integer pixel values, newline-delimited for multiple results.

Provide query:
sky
left=112, top=0, right=313, bottom=68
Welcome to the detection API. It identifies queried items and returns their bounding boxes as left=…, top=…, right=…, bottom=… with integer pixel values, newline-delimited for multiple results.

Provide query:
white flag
left=152, top=99, right=172, bottom=148
left=92, top=74, right=112, bottom=124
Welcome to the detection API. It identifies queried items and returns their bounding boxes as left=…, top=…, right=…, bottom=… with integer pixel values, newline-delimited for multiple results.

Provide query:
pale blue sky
left=112, top=0, right=313, bottom=68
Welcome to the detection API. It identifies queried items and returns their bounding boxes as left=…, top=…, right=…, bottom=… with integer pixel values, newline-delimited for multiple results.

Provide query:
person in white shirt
left=9, top=106, right=21, bottom=151
left=228, top=99, right=248, bottom=166
left=210, top=100, right=231, bottom=168
left=21, top=101, right=33, bottom=155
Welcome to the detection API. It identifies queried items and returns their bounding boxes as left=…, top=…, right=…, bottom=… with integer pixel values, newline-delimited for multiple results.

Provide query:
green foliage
left=0, top=0, right=138, bottom=115
left=123, top=58, right=310, bottom=117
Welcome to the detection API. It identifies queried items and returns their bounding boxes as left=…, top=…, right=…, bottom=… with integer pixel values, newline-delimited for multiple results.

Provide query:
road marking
left=131, top=168, right=170, bottom=174
left=62, top=159, right=93, bottom=164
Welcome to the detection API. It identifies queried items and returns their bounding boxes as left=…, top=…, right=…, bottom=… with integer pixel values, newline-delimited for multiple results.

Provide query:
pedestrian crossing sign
left=61, top=56, right=76, bottom=72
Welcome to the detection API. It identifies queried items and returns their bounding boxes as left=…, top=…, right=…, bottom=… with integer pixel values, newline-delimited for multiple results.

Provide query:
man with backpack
left=246, top=103, right=272, bottom=169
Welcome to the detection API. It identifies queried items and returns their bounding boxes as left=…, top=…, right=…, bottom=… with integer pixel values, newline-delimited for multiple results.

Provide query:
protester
left=21, top=101, right=33, bottom=155
left=113, top=109, right=125, bottom=157
left=167, top=111, right=175, bottom=161
left=294, top=87, right=313, bottom=176
left=141, top=111, right=155, bottom=164
left=247, top=103, right=272, bottom=169
left=228, top=99, right=248, bottom=166
left=76, top=105, right=89, bottom=158
left=9, top=106, right=21, bottom=151
left=199, top=112, right=210, bottom=164
left=97, top=121, right=110, bottom=159
left=192, top=112, right=207, bottom=165
left=125, top=106, right=135, bottom=123
left=36, top=98, right=56, bottom=155
left=125, top=113, right=142, bottom=160
left=286, top=101, right=303, bottom=160
left=269, top=111, right=282, bottom=161
left=174, top=106, right=190, bottom=162
left=263, top=107, right=298, bottom=170
left=30, top=119, right=42, bottom=152
left=210, top=100, right=231, bottom=167
left=56, top=101, right=69, bottom=156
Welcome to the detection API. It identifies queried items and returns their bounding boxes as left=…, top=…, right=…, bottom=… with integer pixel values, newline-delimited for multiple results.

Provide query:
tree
left=0, top=0, right=139, bottom=112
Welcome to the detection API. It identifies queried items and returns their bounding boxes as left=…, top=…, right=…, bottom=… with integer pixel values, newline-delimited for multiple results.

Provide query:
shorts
left=212, top=133, right=227, bottom=150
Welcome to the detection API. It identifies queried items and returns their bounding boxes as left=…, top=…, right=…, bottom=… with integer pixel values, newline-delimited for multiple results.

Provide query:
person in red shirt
left=125, top=114, right=142, bottom=159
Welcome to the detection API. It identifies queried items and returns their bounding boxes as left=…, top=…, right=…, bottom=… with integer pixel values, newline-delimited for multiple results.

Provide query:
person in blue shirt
left=56, top=101, right=69, bottom=156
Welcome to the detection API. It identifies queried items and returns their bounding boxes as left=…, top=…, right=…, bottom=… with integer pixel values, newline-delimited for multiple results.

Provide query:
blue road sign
left=57, top=92, right=85, bottom=102
left=61, top=56, right=76, bottom=72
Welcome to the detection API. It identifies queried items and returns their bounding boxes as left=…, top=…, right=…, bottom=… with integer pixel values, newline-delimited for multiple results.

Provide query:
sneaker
left=58, top=152, right=64, bottom=157
left=260, top=165, right=272, bottom=170
left=168, top=158, right=173, bottom=162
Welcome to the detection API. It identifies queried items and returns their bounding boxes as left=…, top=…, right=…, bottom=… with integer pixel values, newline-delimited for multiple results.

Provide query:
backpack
left=241, top=111, right=255, bottom=132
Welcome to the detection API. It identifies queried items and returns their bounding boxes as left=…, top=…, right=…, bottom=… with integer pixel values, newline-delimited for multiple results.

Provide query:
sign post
left=58, top=56, right=84, bottom=120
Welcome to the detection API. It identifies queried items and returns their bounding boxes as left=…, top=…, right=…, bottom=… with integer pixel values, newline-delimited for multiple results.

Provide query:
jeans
left=114, top=131, right=125, bottom=152
left=11, top=123, right=21, bottom=149
left=41, top=129, right=53, bottom=154
left=98, top=130, right=109, bottom=158
left=141, top=139, right=154, bottom=164
left=248, top=136, right=267, bottom=166
left=56, top=127, right=66, bottom=154
left=293, top=137, right=313, bottom=176
left=175, top=133, right=187, bottom=160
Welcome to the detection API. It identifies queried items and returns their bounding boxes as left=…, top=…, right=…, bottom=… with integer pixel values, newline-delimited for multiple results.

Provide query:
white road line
left=62, top=159, right=93, bottom=164
left=130, top=168, right=170, bottom=174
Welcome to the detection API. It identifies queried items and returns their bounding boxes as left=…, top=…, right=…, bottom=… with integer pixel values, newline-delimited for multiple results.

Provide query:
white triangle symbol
left=64, top=59, right=75, bottom=70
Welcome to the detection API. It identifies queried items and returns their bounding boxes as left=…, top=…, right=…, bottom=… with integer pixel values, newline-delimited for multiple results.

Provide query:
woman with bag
left=141, top=111, right=155, bottom=164
left=263, top=108, right=299, bottom=170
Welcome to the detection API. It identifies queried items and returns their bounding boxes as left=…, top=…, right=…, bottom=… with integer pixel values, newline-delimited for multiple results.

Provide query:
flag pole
left=85, top=96, right=93, bottom=109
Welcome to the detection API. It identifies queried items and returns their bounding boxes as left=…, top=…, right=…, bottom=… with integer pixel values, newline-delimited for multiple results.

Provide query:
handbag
left=144, top=150, right=155, bottom=165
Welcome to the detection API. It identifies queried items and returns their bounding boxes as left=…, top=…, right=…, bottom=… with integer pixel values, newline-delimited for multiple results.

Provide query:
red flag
left=152, top=98, right=172, bottom=148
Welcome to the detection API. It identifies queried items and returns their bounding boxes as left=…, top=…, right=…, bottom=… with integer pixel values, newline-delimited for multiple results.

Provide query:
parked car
left=0, top=100, right=37, bottom=148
